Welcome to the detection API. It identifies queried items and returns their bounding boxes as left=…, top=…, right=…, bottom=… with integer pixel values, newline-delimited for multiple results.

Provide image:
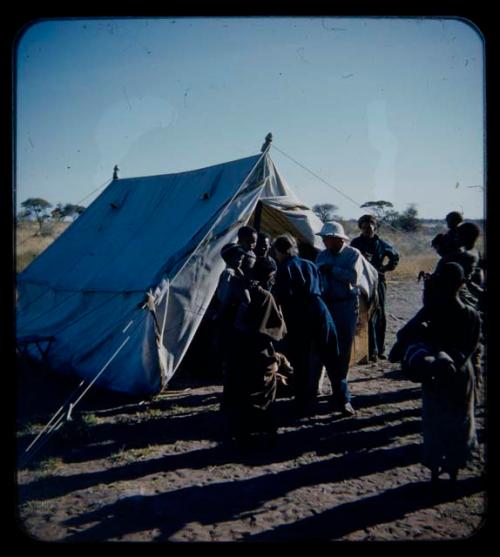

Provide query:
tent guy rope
left=20, top=319, right=143, bottom=466
left=271, top=142, right=429, bottom=246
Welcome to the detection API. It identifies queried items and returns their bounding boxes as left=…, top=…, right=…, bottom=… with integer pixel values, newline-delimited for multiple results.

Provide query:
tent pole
left=253, top=132, right=272, bottom=232
left=261, top=132, right=273, bottom=153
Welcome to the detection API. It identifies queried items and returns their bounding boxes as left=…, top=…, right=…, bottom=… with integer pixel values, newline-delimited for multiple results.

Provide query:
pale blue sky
left=15, top=16, right=485, bottom=219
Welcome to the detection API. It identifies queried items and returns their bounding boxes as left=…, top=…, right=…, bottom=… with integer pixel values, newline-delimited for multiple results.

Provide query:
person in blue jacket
left=351, top=214, right=399, bottom=361
left=272, top=234, right=340, bottom=417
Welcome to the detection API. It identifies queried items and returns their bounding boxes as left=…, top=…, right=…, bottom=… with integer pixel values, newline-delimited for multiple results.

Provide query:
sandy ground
left=15, top=278, right=488, bottom=543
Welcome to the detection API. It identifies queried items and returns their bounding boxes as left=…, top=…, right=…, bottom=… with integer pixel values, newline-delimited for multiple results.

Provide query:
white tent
left=17, top=152, right=318, bottom=394
left=16, top=151, right=377, bottom=395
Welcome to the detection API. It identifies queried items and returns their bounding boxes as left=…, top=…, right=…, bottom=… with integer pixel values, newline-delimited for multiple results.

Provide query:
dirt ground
left=15, top=278, right=488, bottom=543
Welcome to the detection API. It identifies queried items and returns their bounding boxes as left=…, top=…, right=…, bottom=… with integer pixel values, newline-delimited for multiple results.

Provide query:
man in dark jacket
left=272, top=234, right=340, bottom=417
left=351, top=214, right=399, bottom=360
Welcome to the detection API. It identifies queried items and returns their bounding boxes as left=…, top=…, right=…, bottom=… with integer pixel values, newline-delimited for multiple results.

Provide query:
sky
left=15, top=16, right=485, bottom=220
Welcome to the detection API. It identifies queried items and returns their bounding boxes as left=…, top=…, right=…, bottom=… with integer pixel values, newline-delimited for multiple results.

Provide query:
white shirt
left=316, top=244, right=364, bottom=302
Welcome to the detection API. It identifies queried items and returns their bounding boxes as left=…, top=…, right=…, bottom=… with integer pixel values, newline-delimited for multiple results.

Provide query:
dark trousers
left=282, top=334, right=314, bottom=410
left=369, top=280, right=387, bottom=357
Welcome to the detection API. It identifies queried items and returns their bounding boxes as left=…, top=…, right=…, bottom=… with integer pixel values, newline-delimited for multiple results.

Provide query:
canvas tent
left=16, top=151, right=377, bottom=395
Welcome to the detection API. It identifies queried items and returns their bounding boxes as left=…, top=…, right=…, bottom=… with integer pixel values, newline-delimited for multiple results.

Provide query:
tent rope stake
left=21, top=335, right=132, bottom=467
left=23, top=378, right=86, bottom=454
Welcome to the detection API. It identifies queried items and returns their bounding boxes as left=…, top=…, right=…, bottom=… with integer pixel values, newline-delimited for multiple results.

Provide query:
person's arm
left=380, top=241, right=400, bottom=272
left=402, top=343, right=436, bottom=383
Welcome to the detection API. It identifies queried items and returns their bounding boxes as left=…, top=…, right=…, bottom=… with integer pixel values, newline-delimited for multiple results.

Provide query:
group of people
left=390, top=211, right=485, bottom=485
left=210, top=209, right=485, bottom=485
left=212, top=216, right=400, bottom=447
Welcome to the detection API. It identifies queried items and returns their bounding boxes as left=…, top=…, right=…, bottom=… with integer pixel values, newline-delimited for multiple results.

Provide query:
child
left=223, top=257, right=288, bottom=447
left=390, top=262, right=481, bottom=484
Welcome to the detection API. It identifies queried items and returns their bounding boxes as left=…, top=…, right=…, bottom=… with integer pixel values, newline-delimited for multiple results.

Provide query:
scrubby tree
left=382, top=209, right=402, bottom=227
left=51, top=203, right=65, bottom=221
left=50, top=203, right=85, bottom=221
left=62, top=203, right=85, bottom=220
left=312, top=203, right=339, bottom=223
left=20, top=198, right=53, bottom=233
left=393, top=204, right=421, bottom=232
left=360, top=200, right=395, bottom=224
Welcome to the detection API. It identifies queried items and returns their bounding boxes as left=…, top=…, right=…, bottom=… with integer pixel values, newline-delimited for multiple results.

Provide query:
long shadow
left=18, top=381, right=221, bottom=426
left=241, top=476, right=485, bottom=541
left=383, top=368, right=413, bottom=381
left=18, top=379, right=420, bottom=468
left=18, top=385, right=422, bottom=467
left=18, top=408, right=423, bottom=504
left=60, top=442, right=424, bottom=542
left=17, top=352, right=221, bottom=426
left=89, top=390, right=222, bottom=418
left=19, top=388, right=483, bottom=508
left=348, top=374, right=384, bottom=384
left=17, top=404, right=227, bottom=466
left=351, top=386, right=420, bottom=410
left=243, top=406, right=422, bottom=467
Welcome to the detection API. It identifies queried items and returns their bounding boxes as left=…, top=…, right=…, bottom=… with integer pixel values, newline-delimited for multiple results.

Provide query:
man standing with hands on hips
left=316, top=221, right=364, bottom=416
left=351, top=214, right=399, bottom=361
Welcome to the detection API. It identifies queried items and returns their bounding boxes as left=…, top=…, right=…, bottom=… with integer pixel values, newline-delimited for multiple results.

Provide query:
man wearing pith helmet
left=351, top=214, right=399, bottom=361
left=315, top=221, right=364, bottom=417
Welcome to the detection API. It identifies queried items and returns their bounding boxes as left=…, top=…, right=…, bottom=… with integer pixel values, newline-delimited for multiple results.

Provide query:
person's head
left=237, top=225, right=258, bottom=251
left=431, top=233, right=446, bottom=256
left=252, top=256, right=277, bottom=285
left=436, top=262, right=465, bottom=295
left=457, top=221, right=480, bottom=250
left=272, top=234, right=298, bottom=263
left=445, top=211, right=463, bottom=230
left=220, top=243, right=245, bottom=270
left=358, top=214, right=377, bottom=238
left=316, top=221, right=349, bottom=253
left=255, top=232, right=272, bottom=257
left=424, top=262, right=465, bottom=307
